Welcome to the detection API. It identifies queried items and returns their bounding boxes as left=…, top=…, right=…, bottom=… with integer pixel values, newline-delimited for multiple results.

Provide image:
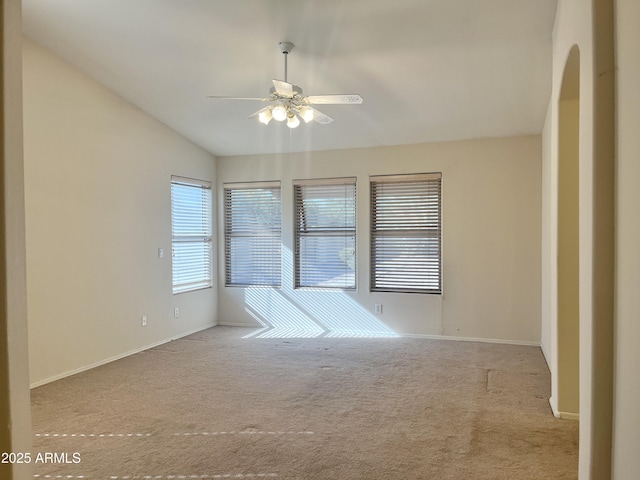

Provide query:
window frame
left=170, top=175, right=213, bottom=295
left=223, top=181, right=282, bottom=288
left=293, top=177, right=357, bottom=290
left=369, top=173, right=442, bottom=294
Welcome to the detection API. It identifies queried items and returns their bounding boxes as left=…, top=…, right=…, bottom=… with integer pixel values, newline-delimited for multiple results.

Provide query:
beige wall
left=22, top=39, right=218, bottom=386
left=557, top=98, right=580, bottom=417
left=1, top=2, right=33, bottom=479
left=612, top=0, right=640, bottom=477
left=217, top=136, right=541, bottom=342
left=542, top=0, right=615, bottom=477
left=540, top=101, right=552, bottom=364
left=6, top=3, right=638, bottom=478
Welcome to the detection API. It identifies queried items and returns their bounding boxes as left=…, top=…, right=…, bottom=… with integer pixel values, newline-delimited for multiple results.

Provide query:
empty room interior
left=2, top=0, right=640, bottom=479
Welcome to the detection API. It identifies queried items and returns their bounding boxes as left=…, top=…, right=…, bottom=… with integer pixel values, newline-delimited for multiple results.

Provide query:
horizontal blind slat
left=370, top=174, right=442, bottom=293
left=295, top=180, right=356, bottom=289
left=171, top=179, right=213, bottom=294
left=224, top=185, right=282, bottom=286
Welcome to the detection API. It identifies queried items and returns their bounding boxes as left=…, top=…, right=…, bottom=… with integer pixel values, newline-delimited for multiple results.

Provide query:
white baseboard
left=217, top=323, right=540, bottom=347
left=30, top=323, right=216, bottom=389
left=558, top=411, right=580, bottom=421
left=217, top=321, right=263, bottom=328
left=549, top=397, right=579, bottom=421
left=30, top=323, right=541, bottom=389
left=400, top=333, right=540, bottom=347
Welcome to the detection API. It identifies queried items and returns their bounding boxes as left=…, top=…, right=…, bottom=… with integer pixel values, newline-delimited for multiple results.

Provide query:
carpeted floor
left=31, top=326, right=578, bottom=479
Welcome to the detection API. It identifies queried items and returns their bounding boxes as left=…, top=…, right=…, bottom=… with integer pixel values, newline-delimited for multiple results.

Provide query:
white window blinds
left=171, top=176, right=212, bottom=294
left=294, top=178, right=356, bottom=289
left=224, top=182, right=282, bottom=287
left=370, top=173, right=442, bottom=294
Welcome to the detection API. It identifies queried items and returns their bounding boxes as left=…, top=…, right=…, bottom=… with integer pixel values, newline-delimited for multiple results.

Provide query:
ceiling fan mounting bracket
left=279, top=42, right=294, bottom=55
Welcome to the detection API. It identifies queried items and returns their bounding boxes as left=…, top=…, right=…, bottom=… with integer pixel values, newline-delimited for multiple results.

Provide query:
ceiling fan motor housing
left=269, top=85, right=303, bottom=98
left=279, top=42, right=294, bottom=55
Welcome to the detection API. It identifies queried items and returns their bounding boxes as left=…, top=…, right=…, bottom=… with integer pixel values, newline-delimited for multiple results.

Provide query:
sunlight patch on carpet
left=242, top=287, right=398, bottom=338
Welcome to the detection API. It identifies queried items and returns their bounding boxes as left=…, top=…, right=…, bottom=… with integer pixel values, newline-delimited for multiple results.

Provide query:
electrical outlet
left=141, top=315, right=147, bottom=327
left=174, top=308, right=179, bottom=318
left=375, top=304, right=383, bottom=314
left=158, top=248, right=164, bottom=258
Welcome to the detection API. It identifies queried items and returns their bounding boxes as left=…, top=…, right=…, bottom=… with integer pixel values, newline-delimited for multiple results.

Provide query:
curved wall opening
left=557, top=45, right=580, bottom=419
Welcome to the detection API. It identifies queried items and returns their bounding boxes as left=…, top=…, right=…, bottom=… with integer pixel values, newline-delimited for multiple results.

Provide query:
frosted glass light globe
left=272, top=105, right=288, bottom=121
left=299, top=106, right=314, bottom=123
left=287, top=113, right=300, bottom=129
left=258, top=109, right=272, bottom=125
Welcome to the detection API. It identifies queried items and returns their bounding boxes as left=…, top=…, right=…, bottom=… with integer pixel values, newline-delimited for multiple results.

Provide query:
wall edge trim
left=29, top=323, right=216, bottom=389
left=399, top=333, right=540, bottom=347
left=559, top=411, right=580, bottom=421
left=219, top=323, right=540, bottom=347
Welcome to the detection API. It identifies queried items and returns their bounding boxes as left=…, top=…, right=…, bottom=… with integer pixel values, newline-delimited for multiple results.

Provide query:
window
left=370, top=173, right=442, bottom=293
left=171, top=176, right=212, bottom=294
left=294, top=178, right=356, bottom=289
left=224, top=182, right=281, bottom=287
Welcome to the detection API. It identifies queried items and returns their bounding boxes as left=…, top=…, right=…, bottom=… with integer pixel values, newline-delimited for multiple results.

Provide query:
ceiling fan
left=206, top=42, right=363, bottom=128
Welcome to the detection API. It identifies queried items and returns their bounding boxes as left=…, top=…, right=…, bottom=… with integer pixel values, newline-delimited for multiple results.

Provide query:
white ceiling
left=21, top=0, right=558, bottom=157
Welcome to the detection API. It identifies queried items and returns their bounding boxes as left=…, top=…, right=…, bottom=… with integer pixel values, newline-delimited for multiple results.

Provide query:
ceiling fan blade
left=310, top=107, right=334, bottom=125
left=206, top=96, right=269, bottom=101
left=247, top=106, right=270, bottom=119
left=272, top=80, right=294, bottom=98
left=304, top=94, right=363, bottom=105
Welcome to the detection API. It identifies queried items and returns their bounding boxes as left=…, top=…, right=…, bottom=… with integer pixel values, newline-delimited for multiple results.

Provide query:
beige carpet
left=31, top=326, right=578, bottom=479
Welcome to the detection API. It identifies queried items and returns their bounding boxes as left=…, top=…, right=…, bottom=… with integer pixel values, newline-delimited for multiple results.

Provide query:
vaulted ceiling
left=22, top=0, right=558, bottom=157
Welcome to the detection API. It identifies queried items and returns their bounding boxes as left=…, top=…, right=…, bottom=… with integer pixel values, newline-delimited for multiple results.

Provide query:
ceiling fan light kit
left=207, top=42, right=363, bottom=128
left=271, top=104, right=288, bottom=122
left=299, top=106, right=314, bottom=123
left=258, top=108, right=272, bottom=125
left=287, top=112, right=301, bottom=129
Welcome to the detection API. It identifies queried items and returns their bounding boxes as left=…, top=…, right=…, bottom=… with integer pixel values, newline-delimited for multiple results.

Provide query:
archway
left=556, top=45, right=580, bottom=419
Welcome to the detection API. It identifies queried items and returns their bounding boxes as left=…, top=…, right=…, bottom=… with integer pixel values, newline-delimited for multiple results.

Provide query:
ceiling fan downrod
left=279, top=42, right=294, bottom=82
